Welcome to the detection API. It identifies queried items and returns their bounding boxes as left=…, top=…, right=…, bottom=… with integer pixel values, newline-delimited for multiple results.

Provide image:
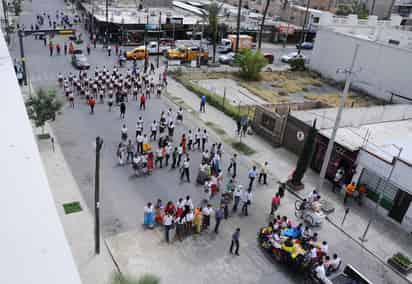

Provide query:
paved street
left=10, top=0, right=409, bottom=284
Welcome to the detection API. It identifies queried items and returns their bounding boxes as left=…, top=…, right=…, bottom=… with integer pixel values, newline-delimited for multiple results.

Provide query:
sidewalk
left=166, top=77, right=412, bottom=283
left=37, top=123, right=117, bottom=284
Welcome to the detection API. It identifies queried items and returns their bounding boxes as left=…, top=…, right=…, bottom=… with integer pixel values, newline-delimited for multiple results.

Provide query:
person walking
left=163, top=212, right=174, bottom=243
left=230, top=228, right=240, bottom=256
left=120, top=101, right=126, bottom=119
left=227, top=153, right=237, bottom=178
left=200, top=95, right=206, bottom=112
left=150, top=120, right=157, bottom=140
left=88, top=96, right=96, bottom=114
left=241, top=189, right=252, bottom=216
left=270, top=193, right=281, bottom=215
left=56, top=43, right=61, bottom=55
left=202, top=204, right=212, bottom=230
left=107, top=45, right=112, bottom=56
left=171, top=147, right=178, bottom=169
left=139, top=93, right=146, bottom=110
left=214, top=205, right=224, bottom=234
left=49, top=42, right=54, bottom=56
left=233, top=185, right=242, bottom=212
left=180, top=156, right=190, bottom=182
left=194, top=128, right=201, bottom=150
left=248, top=166, right=258, bottom=191
left=165, top=143, right=172, bottom=167
left=201, top=129, right=208, bottom=152
left=258, top=161, right=269, bottom=185
left=136, top=133, right=144, bottom=154
left=155, top=147, right=163, bottom=168
left=126, top=140, right=134, bottom=163
left=177, top=144, right=183, bottom=167
left=63, top=42, right=67, bottom=55
left=86, top=43, right=91, bottom=55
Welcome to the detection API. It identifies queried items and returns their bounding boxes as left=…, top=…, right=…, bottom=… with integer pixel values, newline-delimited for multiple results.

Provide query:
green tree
left=111, top=273, right=160, bottom=284
left=234, top=49, right=268, bottom=80
left=258, top=0, right=271, bottom=49
left=25, top=88, right=62, bottom=133
left=202, top=1, right=223, bottom=63
left=289, top=57, right=305, bottom=71
left=289, top=120, right=317, bottom=187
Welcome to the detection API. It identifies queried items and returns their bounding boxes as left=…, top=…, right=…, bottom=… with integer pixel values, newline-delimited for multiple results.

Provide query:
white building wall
left=309, top=28, right=412, bottom=102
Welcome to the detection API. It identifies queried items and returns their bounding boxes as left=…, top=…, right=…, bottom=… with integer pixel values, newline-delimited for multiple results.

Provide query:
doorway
left=389, top=190, right=412, bottom=223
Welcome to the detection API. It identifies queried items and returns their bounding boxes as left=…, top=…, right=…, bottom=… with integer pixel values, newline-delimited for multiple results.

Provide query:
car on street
left=71, top=53, right=90, bottom=70
left=126, top=46, right=149, bottom=60
left=218, top=52, right=235, bottom=65
left=296, top=42, right=314, bottom=50
left=281, top=52, right=306, bottom=63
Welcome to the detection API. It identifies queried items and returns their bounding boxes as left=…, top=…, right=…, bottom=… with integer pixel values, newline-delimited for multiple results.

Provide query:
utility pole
left=18, top=30, right=27, bottom=86
left=316, top=44, right=360, bottom=193
left=105, top=0, right=109, bottom=47
left=157, top=11, right=161, bottom=68
left=297, top=0, right=311, bottom=55
left=94, top=136, right=104, bottom=254
left=235, top=0, right=243, bottom=52
left=360, top=146, right=402, bottom=242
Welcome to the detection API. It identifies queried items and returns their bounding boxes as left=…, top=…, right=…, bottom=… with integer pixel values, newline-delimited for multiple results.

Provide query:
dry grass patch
left=304, top=92, right=382, bottom=107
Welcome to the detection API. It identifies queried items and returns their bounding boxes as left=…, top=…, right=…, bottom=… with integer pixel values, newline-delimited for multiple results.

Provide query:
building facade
left=309, top=13, right=412, bottom=102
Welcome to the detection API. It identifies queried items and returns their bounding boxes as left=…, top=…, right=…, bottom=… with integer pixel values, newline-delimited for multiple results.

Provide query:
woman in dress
left=154, top=199, right=164, bottom=225
left=143, top=202, right=155, bottom=229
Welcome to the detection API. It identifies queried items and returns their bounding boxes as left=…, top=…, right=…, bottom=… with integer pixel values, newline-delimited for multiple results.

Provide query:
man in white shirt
left=248, top=166, right=258, bottom=191
left=163, top=213, right=174, bottom=243
left=184, top=195, right=194, bottom=211
left=165, top=143, right=172, bottom=167
left=136, top=116, right=144, bottom=137
left=233, top=186, right=243, bottom=212
left=136, top=134, right=144, bottom=154
left=315, top=262, right=327, bottom=282
left=241, top=189, right=252, bottom=216
left=150, top=120, right=157, bottom=140
left=155, top=147, right=163, bottom=168
left=201, top=129, right=208, bottom=152
left=180, top=157, right=190, bottom=183
left=202, top=204, right=213, bottom=230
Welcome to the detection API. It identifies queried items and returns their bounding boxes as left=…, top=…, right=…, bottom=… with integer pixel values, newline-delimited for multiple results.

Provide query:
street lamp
left=359, top=145, right=403, bottom=242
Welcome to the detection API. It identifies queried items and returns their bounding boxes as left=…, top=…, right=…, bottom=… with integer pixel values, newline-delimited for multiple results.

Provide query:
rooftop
left=291, top=104, right=412, bottom=164
left=0, top=30, right=82, bottom=283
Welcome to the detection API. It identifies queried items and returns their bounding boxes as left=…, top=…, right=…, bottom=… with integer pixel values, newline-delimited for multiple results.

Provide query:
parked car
left=263, top=53, right=274, bottom=64
left=71, top=53, right=90, bottom=70
left=281, top=52, right=306, bottom=63
left=218, top=52, right=235, bottom=65
left=296, top=42, right=314, bottom=50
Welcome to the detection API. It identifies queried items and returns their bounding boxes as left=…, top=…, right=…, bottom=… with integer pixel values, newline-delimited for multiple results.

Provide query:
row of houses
left=253, top=103, right=412, bottom=232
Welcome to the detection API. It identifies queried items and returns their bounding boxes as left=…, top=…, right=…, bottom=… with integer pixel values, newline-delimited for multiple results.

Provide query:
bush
left=234, top=49, right=268, bottom=81
left=289, top=58, right=305, bottom=71
left=25, top=88, right=62, bottom=133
